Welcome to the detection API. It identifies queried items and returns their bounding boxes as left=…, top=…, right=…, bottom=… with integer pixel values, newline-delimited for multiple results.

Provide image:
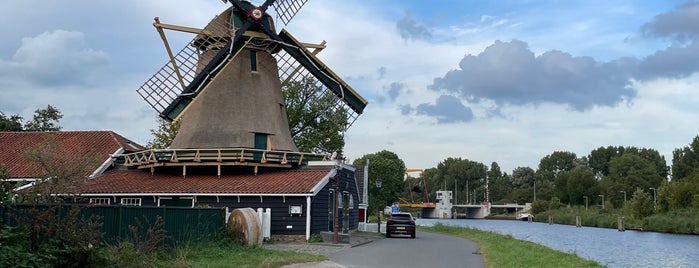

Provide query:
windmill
left=133, top=0, right=367, bottom=169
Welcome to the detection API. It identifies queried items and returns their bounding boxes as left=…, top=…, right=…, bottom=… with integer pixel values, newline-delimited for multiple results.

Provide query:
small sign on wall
left=289, top=204, right=303, bottom=215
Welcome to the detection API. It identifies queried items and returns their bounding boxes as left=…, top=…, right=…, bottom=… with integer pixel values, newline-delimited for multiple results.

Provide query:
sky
left=1, top=0, right=699, bottom=173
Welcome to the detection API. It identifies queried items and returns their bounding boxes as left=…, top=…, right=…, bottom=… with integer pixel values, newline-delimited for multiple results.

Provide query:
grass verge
left=419, top=224, right=604, bottom=268
left=150, top=240, right=327, bottom=268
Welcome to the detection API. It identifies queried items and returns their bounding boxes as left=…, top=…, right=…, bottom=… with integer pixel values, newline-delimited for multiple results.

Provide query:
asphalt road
left=328, top=231, right=485, bottom=268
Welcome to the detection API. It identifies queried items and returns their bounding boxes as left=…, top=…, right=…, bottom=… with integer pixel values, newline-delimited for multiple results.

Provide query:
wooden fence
left=0, top=204, right=226, bottom=245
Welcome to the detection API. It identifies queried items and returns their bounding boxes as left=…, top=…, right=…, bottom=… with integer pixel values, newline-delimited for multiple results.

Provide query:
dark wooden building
left=0, top=131, right=363, bottom=240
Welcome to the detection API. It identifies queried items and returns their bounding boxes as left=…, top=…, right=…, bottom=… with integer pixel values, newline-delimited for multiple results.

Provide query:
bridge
left=399, top=190, right=531, bottom=219
left=452, top=203, right=529, bottom=219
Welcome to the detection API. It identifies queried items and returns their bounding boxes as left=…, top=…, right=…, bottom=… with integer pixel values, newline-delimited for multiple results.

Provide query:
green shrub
left=308, top=233, right=323, bottom=243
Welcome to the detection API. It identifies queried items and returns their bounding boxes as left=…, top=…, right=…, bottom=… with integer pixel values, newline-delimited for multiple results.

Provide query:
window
left=250, top=50, right=257, bottom=71
left=89, top=198, right=110, bottom=205
left=121, top=198, right=142, bottom=206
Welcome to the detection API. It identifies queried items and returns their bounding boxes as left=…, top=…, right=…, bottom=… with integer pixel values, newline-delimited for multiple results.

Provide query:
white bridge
left=422, top=191, right=531, bottom=219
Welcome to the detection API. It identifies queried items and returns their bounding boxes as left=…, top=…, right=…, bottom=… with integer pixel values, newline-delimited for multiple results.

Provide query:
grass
left=419, top=224, right=604, bottom=268
left=150, top=240, right=327, bottom=268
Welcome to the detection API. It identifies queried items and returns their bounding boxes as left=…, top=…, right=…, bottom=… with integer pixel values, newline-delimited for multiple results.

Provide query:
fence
left=0, top=204, right=226, bottom=245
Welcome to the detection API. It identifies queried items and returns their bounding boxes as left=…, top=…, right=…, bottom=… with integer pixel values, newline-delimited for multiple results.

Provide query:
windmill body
left=171, top=7, right=297, bottom=151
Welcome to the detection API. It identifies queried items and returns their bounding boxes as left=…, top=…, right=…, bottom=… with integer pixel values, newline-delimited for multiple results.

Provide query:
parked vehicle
left=385, top=212, right=416, bottom=238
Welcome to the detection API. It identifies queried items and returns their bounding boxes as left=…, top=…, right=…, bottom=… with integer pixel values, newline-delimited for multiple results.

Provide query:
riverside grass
left=419, top=224, right=604, bottom=268
left=151, top=240, right=327, bottom=268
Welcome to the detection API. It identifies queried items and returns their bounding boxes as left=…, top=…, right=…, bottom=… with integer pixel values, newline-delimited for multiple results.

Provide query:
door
left=342, top=192, right=350, bottom=233
left=253, top=133, right=268, bottom=161
left=328, top=189, right=335, bottom=231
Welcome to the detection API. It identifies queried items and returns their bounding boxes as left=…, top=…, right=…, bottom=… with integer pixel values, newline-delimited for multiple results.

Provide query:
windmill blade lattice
left=275, top=47, right=361, bottom=131
left=137, top=13, right=249, bottom=118
left=272, top=0, right=309, bottom=26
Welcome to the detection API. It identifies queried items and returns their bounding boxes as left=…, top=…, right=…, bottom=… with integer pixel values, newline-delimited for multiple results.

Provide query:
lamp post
left=376, top=178, right=382, bottom=234
left=620, top=191, right=627, bottom=207
left=649, top=187, right=657, bottom=210
left=533, top=180, right=537, bottom=201
left=599, top=195, right=605, bottom=209
left=333, top=164, right=340, bottom=244
left=583, top=195, right=588, bottom=210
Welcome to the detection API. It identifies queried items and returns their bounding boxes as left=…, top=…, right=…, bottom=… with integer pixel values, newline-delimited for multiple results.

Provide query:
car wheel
left=385, top=232, right=391, bottom=238
left=411, top=231, right=415, bottom=238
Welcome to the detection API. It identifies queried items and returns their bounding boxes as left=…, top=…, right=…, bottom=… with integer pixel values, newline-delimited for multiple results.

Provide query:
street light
left=533, top=180, right=537, bottom=201
left=599, top=195, right=605, bottom=209
left=376, top=178, right=382, bottom=234
left=649, top=187, right=657, bottom=210
left=333, top=163, right=340, bottom=244
left=620, top=191, right=627, bottom=207
left=583, top=195, right=588, bottom=210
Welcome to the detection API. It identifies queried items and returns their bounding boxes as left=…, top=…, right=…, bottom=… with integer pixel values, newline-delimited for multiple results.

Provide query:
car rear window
left=392, top=214, right=412, bottom=220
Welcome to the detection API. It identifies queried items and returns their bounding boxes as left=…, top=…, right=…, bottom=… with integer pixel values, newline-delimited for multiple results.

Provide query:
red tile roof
left=79, top=169, right=331, bottom=195
left=0, top=131, right=144, bottom=178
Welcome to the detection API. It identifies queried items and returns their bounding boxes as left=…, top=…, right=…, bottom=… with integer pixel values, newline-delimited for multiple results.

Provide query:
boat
left=518, top=213, right=533, bottom=221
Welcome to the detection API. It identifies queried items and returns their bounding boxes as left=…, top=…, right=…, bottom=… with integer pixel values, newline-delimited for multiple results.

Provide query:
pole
left=333, top=171, right=339, bottom=243
left=533, top=180, right=536, bottom=201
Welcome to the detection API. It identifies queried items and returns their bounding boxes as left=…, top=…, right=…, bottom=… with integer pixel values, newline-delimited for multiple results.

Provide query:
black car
left=385, top=212, right=416, bottom=238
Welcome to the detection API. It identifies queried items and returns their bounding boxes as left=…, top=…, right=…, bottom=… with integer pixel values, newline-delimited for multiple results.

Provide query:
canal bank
left=418, top=218, right=699, bottom=268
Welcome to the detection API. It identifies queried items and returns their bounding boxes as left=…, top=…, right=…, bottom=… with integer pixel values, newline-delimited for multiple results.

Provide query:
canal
left=417, top=219, right=699, bottom=268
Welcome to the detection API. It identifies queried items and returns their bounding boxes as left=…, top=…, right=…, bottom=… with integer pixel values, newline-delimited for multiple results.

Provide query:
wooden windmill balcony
left=117, top=148, right=327, bottom=175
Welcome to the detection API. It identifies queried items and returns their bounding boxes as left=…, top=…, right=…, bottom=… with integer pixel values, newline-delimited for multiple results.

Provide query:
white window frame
left=349, top=194, right=354, bottom=209
left=89, top=198, right=110, bottom=205
left=120, top=198, right=142, bottom=206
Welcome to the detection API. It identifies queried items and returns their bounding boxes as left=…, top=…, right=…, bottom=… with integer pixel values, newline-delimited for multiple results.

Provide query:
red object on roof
left=0, top=131, right=144, bottom=178
left=81, top=168, right=331, bottom=195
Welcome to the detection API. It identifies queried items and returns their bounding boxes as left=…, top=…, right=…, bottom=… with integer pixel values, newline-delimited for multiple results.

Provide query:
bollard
left=618, top=217, right=625, bottom=232
left=548, top=215, right=553, bottom=225
left=576, top=216, right=581, bottom=228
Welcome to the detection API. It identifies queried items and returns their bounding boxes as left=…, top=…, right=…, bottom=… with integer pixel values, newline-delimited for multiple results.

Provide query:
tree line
left=0, top=105, right=63, bottom=132
left=356, top=136, right=699, bottom=221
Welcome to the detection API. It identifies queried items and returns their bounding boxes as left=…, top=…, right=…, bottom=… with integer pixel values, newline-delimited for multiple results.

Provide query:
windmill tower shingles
left=170, top=7, right=297, bottom=151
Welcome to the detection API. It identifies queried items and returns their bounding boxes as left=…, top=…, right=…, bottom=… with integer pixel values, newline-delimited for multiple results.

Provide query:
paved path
left=275, top=231, right=484, bottom=268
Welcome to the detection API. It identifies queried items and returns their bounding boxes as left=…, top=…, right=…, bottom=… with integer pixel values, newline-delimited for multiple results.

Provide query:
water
left=417, top=219, right=699, bottom=268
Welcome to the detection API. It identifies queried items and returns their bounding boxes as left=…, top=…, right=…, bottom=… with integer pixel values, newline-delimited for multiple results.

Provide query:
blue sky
left=1, top=0, right=698, bottom=173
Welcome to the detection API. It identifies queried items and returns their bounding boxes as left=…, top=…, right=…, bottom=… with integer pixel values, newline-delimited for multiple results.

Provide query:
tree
left=672, top=135, right=699, bottom=181
left=23, top=105, right=63, bottom=131
left=0, top=164, right=12, bottom=203
left=629, top=188, right=654, bottom=219
left=554, top=169, right=598, bottom=205
left=510, top=166, right=534, bottom=188
left=428, top=158, right=487, bottom=204
left=508, top=166, right=537, bottom=203
left=535, top=151, right=577, bottom=182
left=19, top=136, right=101, bottom=203
left=0, top=112, right=23, bottom=131
left=146, top=118, right=181, bottom=149
left=596, top=154, right=664, bottom=208
left=590, top=146, right=668, bottom=180
left=352, top=150, right=406, bottom=216
left=487, top=162, right=513, bottom=203
left=284, top=78, right=348, bottom=154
